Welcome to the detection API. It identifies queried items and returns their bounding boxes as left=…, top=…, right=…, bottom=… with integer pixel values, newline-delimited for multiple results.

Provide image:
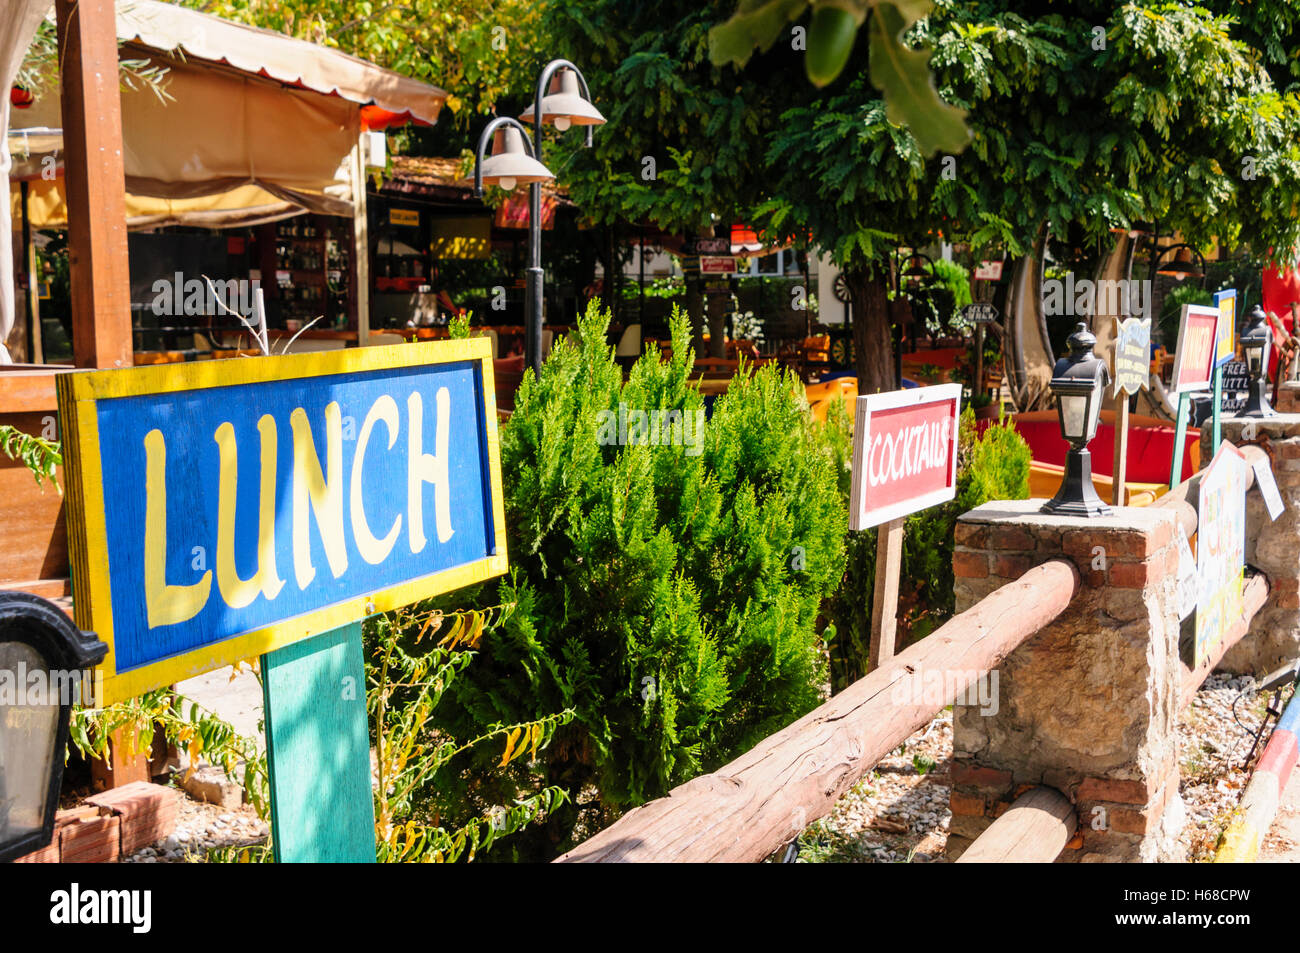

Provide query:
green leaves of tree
left=709, top=0, right=970, bottom=155
left=867, top=1, right=969, bottom=155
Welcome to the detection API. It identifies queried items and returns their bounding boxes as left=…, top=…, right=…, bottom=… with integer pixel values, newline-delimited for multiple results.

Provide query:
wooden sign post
left=57, top=339, right=507, bottom=861
left=1110, top=315, right=1150, bottom=505
left=849, top=384, right=962, bottom=671
left=960, top=303, right=999, bottom=405
left=1168, top=303, right=1220, bottom=490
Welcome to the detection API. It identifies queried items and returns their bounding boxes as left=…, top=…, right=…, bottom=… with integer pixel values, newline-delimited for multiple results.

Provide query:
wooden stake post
left=1110, top=315, right=1150, bottom=506
left=57, top=340, right=508, bottom=862
left=868, top=518, right=904, bottom=672
left=849, top=384, right=962, bottom=672
left=55, top=0, right=134, bottom=369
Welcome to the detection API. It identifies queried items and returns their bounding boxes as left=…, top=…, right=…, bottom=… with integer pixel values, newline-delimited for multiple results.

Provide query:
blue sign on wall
left=57, top=339, right=507, bottom=704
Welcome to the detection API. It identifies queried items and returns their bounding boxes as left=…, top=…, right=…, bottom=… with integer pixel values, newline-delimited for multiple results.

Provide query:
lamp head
left=520, top=68, right=606, bottom=129
left=478, top=126, right=553, bottom=191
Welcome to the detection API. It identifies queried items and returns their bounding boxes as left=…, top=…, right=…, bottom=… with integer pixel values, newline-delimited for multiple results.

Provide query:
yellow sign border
left=57, top=339, right=508, bottom=705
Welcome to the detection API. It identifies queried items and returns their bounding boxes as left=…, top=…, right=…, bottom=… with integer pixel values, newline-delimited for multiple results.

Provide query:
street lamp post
left=0, top=591, right=107, bottom=862
left=517, top=61, right=605, bottom=378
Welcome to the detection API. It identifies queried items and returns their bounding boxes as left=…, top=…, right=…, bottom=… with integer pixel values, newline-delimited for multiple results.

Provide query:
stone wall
left=947, top=501, right=1184, bottom=862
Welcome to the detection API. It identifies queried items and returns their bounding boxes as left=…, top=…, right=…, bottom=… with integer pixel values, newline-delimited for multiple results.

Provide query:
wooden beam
left=955, top=786, right=1075, bottom=863
left=352, top=134, right=371, bottom=345
left=557, top=559, right=1080, bottom=863
left=1111, top=392, right=1129, bottom=505
left=56, top=0, right=134, bottom=369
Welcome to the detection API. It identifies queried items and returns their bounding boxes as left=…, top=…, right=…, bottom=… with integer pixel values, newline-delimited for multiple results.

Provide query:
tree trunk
left=686, top=275, right=705, bottom=355
left=845, top=266, right=896, bottom=395
left=706, top=290, right=727, bottom=359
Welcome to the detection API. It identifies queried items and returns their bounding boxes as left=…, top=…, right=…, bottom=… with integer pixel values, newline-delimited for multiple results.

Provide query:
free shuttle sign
left=849, top=384, right=962, bottom=530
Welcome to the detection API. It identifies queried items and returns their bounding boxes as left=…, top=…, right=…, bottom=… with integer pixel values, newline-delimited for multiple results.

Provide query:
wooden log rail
left=556, top=560, right=1080, bottom=863
left=954, top=787, right=1076, bottom=863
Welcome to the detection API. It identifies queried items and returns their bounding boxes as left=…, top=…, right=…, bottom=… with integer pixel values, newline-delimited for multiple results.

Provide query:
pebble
left=787, top=673, right=1288, bottom=863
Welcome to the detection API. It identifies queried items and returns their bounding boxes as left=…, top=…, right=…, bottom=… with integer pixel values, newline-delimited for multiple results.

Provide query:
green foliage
left=429, top=299, right=845, bottom=856
left=187, top=0, right=545, bottom=130
left=1159, top=283, right=1215, bottom=348
left=18, top=19, right=172, bottom=103
left=708, top=0, right=971, bottom=154
left=821, top=407, right=1029, bottom=690
left=0, top=425, right=61, bottom=490
left=446, top=310, right=473, bottom=340
left=366, top=603, right=573, bottom=862
left=70, top=681, right=271, bottom=819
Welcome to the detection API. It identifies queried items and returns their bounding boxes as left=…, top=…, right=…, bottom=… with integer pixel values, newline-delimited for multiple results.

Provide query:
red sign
left=849, top=384, right=962, bottom=530
left=700, top=256, right=735, bottom=274
left=1171, top=304, right=1219, bottom=393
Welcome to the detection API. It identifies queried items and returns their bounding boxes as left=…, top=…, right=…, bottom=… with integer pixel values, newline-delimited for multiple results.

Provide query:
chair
left=615, top=323, right=642, bottom=358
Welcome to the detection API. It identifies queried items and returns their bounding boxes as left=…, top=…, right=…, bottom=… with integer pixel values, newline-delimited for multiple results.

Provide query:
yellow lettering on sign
left=143, top=429, right=212, bottom=627
left=215, top=417, right=286, bottom=609
left=407, top=387, right=454, bottom=553
left=351, top=395, right=402, bottom=564
left=291, top=402, right=349, bottom=589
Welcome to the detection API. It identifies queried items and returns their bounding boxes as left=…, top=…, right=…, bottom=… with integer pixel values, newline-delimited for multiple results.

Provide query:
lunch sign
left=57, top=339, right=507, bottom=705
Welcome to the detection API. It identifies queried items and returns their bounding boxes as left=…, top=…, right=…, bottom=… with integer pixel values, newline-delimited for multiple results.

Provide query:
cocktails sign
left=1113, top=316, right=1151, bottom=395
left=849, top=384, right=962, bottom=530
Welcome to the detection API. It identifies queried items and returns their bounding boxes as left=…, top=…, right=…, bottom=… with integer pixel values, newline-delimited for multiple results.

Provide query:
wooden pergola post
left=56, top=0, right=134, bottom=369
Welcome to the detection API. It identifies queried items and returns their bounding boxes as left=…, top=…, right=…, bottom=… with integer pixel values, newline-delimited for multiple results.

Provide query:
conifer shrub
left=428, top=300, right=846, bottom=856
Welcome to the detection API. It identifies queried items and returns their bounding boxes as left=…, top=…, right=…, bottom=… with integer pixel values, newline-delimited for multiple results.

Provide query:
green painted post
left=1212, top=364, right=1223, bottom=455
left=262, top=621, right=375, bottom=863
left=1169, top=392, right=1190, bottom=491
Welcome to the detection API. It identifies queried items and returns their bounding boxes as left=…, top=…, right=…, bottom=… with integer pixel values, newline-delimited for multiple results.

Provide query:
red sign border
left=1171, top=303, right=1220, bottom=394
left=848, top=383, right=962, bottom=530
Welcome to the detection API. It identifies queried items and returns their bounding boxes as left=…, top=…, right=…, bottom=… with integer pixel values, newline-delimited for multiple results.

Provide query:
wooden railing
left=556, top=560, right=1079, bottom=863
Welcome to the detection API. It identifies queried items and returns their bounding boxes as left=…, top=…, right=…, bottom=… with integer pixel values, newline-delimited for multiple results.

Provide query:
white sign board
left=1195, top=444, right=1248, bottom=668
left=1251, top=456, right=1284, bottom=522
left=849, top=384, right=962, bottom=530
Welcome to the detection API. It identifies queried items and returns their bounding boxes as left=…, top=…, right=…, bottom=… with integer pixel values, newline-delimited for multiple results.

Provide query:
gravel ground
left=120, top=789, right=269, bottom=863
left=790, top=673, right=1289, bottom=863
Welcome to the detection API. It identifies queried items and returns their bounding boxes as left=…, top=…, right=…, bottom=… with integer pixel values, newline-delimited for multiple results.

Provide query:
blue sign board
left=57, top=339, right=507, bottom=704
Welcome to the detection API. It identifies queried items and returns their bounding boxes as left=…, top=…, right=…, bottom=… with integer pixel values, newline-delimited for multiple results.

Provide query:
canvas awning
left=3, top=0, right=448, bottom=360
left=114, top=0, right=445, bottom=129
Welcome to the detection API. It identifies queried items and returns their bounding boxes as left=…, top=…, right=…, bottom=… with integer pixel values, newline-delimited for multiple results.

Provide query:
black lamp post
left=0, top=591, right=106, bottom=862
left=1042, top=323, right=1113, bottom=517
left=1238, top=304, right=1277, bottom=418
left=514, top=61, right=605, bottom=378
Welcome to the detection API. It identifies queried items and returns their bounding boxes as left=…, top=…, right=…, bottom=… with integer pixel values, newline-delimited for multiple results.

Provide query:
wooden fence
left=557, top=442, right=1274, bottom=864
